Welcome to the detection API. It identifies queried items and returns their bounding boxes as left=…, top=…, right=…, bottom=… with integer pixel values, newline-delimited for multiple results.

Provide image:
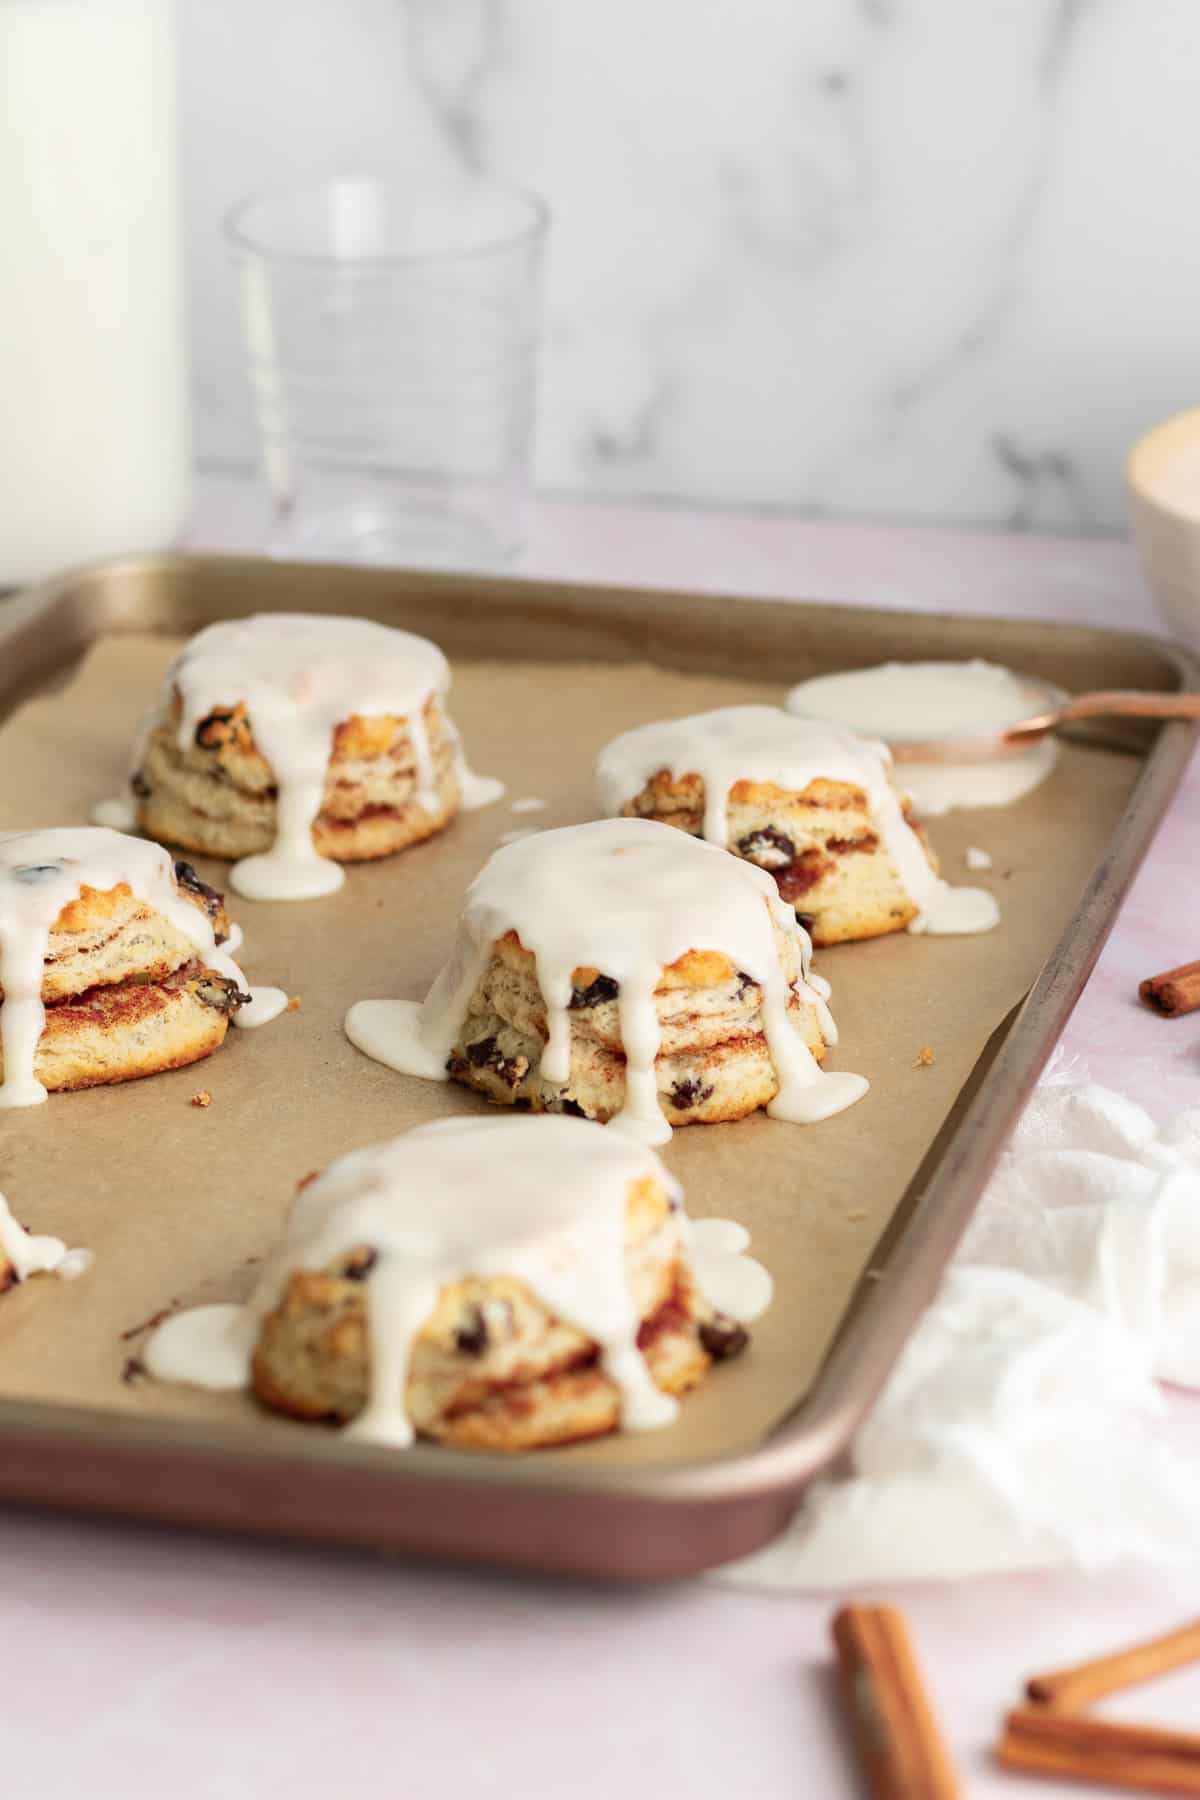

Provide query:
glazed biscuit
left=225, top=1119, right=760, bottom=1451
left=344, top=818, right=867, bottom=1137
left=447, top=922, right=825, bottom=1127
left=0, top=829, right=254, bottom=1103
left=251, top=1176, right=725, bottom=1449
left=124, top=614, right=502, bottom=900
left=138, top=691, right=461, bottom=865
left=594, top=704, right=948, bottom=946
left=621, top=769, right=930, bottom=946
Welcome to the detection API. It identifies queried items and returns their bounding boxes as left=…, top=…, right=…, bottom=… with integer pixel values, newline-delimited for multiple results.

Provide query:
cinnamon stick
left=1140, top=961, right=1200, bottom=1017
left=830, top=1605, right=961, bottom=1799
left=996, top=1706, right=1200, bottom=1795
left=1026, top=1618, right=1200, bottom=1711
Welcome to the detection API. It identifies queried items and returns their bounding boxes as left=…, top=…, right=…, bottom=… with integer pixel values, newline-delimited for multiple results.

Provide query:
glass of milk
left=226, top=172, right=549, bottom=570
left=0, top=0, right=192, bottom=588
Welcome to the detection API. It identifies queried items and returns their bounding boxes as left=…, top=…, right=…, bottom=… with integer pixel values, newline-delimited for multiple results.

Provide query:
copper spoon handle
left=1008, top=688, right=1200, bottom=740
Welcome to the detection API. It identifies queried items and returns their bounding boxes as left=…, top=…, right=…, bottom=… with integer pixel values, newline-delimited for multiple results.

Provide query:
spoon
left=888, top=681, right=1200, bottom=765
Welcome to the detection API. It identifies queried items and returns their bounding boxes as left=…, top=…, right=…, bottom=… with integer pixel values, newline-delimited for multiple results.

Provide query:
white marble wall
left=181, top=0, right=1200, bottom=532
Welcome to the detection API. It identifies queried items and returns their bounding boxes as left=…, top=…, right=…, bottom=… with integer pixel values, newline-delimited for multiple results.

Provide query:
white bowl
left=1127, top=406, right=1200, bottom=651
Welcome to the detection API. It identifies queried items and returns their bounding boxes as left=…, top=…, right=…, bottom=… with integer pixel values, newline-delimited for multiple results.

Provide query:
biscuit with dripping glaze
left=594, top=705, right=999, bottom=945
left=123, top=614, right=503, bottom=901
left=142, top=1117, right=768, bottom=1452
left=0, top=829, right=265, bottom=1106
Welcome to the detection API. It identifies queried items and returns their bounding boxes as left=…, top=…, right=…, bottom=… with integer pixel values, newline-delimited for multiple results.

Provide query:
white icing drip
left=0, top=1193, right=88, bottom=1284
left=965, top=846, right=993, bottom=871
left=510, top=796, right=546, bottom=814
left=89, top=796, right=137, bottom=831
left=234, top=986, right=289, bottom=1030
left=345, top=999, right=445, bottom=1079
left=161, top=614, right=500, bottom=902
left=595, top=705, right=998, bottom=938
left=458, top=768, right=507, bottom=811
left=223, top=921, right=244, bottom=955
left=344, top=818, right=868, bottom=1138
left=687, top=1217, right=774, bottom=1323
left=786, top=661, right=1059, bottom=816
left=0, top=826, right=259, bottom=1108
left=145, top=1116, right=699, bottom=1443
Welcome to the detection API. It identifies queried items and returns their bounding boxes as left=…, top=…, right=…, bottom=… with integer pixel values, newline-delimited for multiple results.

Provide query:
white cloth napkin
left=720, top=1069, right=1200, bottom=1588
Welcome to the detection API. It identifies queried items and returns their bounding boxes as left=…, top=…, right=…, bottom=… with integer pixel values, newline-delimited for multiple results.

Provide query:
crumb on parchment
left=190, top=1090, right=212, bottom=1108
left=287, top=995, right=302, bottom=1011
left=914, top=1046, right=936, bottom=1068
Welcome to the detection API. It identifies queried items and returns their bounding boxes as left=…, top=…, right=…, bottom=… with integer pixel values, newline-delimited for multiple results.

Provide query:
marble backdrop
left=180, top=0, right=1200, bottom=532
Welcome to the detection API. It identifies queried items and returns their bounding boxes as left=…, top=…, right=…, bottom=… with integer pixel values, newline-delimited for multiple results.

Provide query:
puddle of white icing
left=0, top=827, right=269, bottom=1108
left=234, top=986, right=289, bottom=1030
left=145, top=1116, right=767, bottom=1446
left=786, top=658, right=1039, bottom=739
left=0, top=1193, right=89, bottom=1283
left=345, top=998, right=444, bottom=1079
left=786, top=660, right=1059, bottom=816
left=232, top=850, right=345, bottom=901
left=344, top=818, right=868, bottom=1141
left=157, top=614, right=503, bottom=902
left=891, top=741, right=1058, bottom=818
left=965, top=846, right=993, bottom=871
left=595, top=705, right=998, bottom=937
left=458, top=768, right=507, bottom=811
left=143, top=1302, right=251, bottom=1388
left=687, top=1217, right=774, bottom=1322
left=88, top=796, right=137, bottom=831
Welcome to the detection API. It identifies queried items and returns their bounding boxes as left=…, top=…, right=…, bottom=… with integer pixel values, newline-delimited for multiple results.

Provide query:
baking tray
left=0, top=552, right=1194, bottom=1582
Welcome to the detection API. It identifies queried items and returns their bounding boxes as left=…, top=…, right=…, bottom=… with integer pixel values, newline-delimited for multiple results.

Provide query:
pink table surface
left=5, top=478, right=1200, bottom=1799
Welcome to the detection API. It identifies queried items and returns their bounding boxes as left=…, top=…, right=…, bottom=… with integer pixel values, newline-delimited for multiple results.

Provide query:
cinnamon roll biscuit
left=345, top=818, right=868, bottom=1141
left=0, top=828, right=262, bottom=1107
left=445, top=928, right=825, bottom=1129
left=144, top=1117, right=771, bottom=1452
left=126, top=614, right=502, bottom=901
left=595, top=705, right=998, bottom=944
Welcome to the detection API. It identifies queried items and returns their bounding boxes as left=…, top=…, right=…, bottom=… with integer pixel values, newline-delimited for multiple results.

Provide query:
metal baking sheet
left=0, top=552, right=1194, bottom=1580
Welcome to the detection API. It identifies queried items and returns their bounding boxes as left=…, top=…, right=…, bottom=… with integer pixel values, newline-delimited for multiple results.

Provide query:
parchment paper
left=0, top=634, right=1142, bottom=1467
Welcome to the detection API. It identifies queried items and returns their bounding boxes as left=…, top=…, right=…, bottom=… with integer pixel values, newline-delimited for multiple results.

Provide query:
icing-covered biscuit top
left=595, top=704, right=999, bottom=936
left=346, top=817, right=869, bottom=1141
left=154, top=613, right=501, bottom=900
left=145, top=1115, right=725, bottom=1445
left=0, top=826, right=275, bottom=1109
